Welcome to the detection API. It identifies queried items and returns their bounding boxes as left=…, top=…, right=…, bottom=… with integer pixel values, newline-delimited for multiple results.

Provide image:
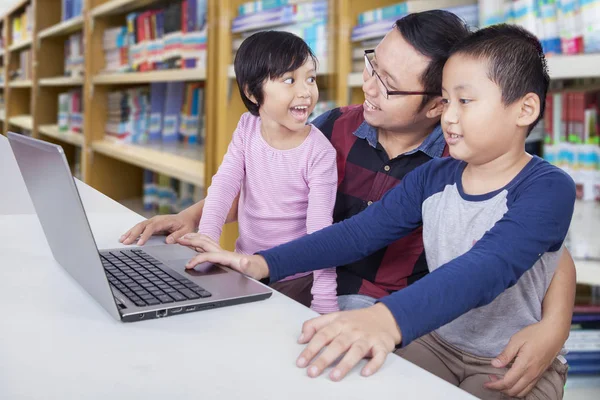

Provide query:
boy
left=185, top=24, right=575, bottom=398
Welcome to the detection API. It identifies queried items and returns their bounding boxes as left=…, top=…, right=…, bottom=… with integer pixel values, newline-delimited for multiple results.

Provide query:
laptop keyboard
left=100, top=249, right=212, bottom=307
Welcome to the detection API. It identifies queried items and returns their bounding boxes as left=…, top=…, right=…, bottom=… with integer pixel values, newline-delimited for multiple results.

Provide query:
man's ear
left=243, top=86, right=257, bottom=105
left=516, top=93, right=540, bottom=129
left=425, top=96, right=444, bottom=120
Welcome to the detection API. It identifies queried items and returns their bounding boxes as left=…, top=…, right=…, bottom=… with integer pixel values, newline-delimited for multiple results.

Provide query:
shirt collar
left=353, top=121, right=445, bottom=158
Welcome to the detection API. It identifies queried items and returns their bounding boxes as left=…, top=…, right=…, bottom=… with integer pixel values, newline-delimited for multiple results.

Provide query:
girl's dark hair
left=234, top=31, right=317, bottom=116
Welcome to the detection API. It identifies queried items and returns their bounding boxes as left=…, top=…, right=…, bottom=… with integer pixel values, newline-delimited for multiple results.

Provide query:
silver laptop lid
left=8, top=132, right=120, bottom=320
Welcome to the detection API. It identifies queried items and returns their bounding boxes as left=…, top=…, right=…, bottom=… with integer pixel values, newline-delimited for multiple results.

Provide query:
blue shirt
left=261, top=156, right=576, bottom=348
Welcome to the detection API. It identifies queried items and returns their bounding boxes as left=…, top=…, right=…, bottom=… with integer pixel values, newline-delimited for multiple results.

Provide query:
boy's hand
left=296, top=303, right=401, bottom=381
left=485, top=320, right=563, bottom=397
left=120, top=213, right=197, bottom=246
left=177, top=233, right=223, bottom=253
left=185, top=251, right=269, bottom=280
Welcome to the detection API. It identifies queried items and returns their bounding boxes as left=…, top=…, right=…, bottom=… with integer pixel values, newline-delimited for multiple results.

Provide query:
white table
left=0, top=137, right=473, bottom=399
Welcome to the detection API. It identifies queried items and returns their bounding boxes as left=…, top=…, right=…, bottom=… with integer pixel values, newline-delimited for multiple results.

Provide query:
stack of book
left=565, top=285, right=600, bottom=375
left=58, top=89, right=83, bottom=133
left=65, top=32, right=84, bottom=78
left=61, top=0, right=84, bottom=21
left=351, top=1, right=478, bottom=43
left=143, top=170, right=204, bottom=214
left=11, top=4, right=33, bottom=44
left=10, top=49, right=32, bottom=81
left=231, top=0, right=329, bottom=71
left=102, top=0, right=208, bottom=73
left=106, top=81, right=205, bottom=145
left=542, top=87, right=600, bottom=202
left=479, top=0, right=600, bottom=55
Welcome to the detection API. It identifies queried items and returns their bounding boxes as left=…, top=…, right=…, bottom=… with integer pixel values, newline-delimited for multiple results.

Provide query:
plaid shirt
left=312, top=105, right=447, bottom=298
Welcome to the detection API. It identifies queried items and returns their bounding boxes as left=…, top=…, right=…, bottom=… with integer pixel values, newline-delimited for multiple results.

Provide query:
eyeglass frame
left=363, top=49, right=439, bottom=98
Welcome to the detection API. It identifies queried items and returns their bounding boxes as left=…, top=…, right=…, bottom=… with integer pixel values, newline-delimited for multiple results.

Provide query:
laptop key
left=169, top=292, right=186, bottom=302
left=145, top=298, right=160, bottom=306
left=157, top=295, right=174, bottom=303
left=179, top=289, right=200, bottom=300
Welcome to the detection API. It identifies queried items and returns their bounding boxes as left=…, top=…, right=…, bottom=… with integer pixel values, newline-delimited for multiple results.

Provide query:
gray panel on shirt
left=422, top=184, right=562, bottom=358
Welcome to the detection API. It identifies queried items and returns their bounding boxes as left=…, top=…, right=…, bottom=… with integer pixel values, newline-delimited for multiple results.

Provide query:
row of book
left=564, top=285, right=600, bottom=375
left=232, top=0, right=329, bottom=69
left=143, top=170, right=204, bottom=214
left=542, top=87, right=600, bottom=201
left=11, top=4, right=33, bottom=44
left=58, top=89, right=83, bottom=134
left=480, top=0, right=600, bottom=55
left=351, top=1, right=479, bottom=43
left=65, top=32, right=84, bottom=78
left=106, top=81, right=205, bottom=145
left=10, top=49, right=32, bottom=81
left=61, top=0, right=83, bottom=22
left=103, top=0, right=207, bottom=73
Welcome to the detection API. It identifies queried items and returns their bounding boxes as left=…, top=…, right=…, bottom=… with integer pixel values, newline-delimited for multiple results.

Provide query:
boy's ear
left=516, top=93, right=540, bottom=128
left=243, top=86, right=258, bottom=105
left=425, top=96, right=444, bottom=119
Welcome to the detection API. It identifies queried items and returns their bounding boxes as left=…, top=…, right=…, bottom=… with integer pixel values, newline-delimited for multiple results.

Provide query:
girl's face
left=257, top=58, right=318, bottom=134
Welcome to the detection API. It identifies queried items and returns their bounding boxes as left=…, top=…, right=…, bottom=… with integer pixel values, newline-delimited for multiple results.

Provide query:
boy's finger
left=329, top=339, right=370, bottom=381
left=297, top=323, right=340, bottom=369
left=504, top=375, right=534, bottom=397
left=298, top=313, right=339, bottom=344
left=361, top=344, right=388, bottom=377
left=167, top=228, right=190, bottom=244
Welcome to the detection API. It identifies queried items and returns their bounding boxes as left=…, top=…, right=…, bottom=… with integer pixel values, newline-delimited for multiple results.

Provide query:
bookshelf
left=38, top=124, right=84, bottom=147
left=92, top=69, right=207, bottom=84
left=37, top=15, right=84, bottom=39
left=39, top=76, right=84, bottom=86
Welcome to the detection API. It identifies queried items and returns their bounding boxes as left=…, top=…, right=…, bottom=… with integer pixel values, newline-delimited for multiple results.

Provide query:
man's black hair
left=395, top=10, right=471, bottom=111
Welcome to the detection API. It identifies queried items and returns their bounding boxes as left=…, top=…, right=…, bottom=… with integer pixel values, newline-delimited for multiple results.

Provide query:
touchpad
left=183, top=261, right=227, bottom=276
left=145, top=243, right=198, bottom=261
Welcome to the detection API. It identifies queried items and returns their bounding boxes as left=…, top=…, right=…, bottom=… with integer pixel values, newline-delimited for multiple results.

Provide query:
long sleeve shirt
left=261, top=156, right=576, bottom=353
left=199, top=112, right=340, bottom=313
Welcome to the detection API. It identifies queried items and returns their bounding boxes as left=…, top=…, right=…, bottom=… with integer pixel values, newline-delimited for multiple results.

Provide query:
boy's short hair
left=395, top=10, right=471, bottom=111
left=448, top=24, right=550, bottom=134
left=234, top=31, right=317, bottom=116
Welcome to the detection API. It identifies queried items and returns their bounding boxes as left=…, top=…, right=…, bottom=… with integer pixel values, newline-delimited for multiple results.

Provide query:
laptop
left=8, top=132, right=272, bottom=322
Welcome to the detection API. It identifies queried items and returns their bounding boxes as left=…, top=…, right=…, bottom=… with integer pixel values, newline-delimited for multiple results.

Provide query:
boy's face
left=441, top=54, right=523, bottom=164
left=258, top=58, right=318, bottom=133
left=361, top=29, right=435, bottom=133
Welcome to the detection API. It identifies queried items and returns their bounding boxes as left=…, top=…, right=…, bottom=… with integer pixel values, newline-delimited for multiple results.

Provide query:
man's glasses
left=364, top=50, right=439, bottom=99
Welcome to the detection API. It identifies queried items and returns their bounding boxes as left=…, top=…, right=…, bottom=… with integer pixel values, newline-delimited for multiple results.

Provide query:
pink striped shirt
left=199, top=113, right=339, bottom=313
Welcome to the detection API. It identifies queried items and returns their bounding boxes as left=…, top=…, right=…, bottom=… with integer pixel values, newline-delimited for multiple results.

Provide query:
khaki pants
left=395, top=332, right=567, bottom=400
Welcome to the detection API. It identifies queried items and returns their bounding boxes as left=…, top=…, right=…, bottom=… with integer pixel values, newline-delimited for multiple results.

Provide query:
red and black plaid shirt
left=311, top=105, right=448, bottom=299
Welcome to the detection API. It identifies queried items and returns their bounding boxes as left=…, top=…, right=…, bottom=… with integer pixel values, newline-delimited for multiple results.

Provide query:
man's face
left=362, top=29, right=434, bottom=132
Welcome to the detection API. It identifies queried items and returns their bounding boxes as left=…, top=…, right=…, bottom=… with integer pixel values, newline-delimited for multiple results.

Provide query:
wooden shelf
left=93, top=69, right=206, bottom=84
left=39, top=76, right=84, bottom=86
left=8, top=115, right=33, bottom=130
left=0, top=109, right=5, bottom=122
left=91, top=140, right=204, bottom=186
left=8, top=38, right=32, bottom=52
left=38, top=124, right=84, bottom=147
left=347, top=72, right=362, bottom=88
left=90, top=0, right=161, bottom=18
left=547, top=54, right=600, bottom=80
left=38, top=16, right=84, bottom=39
left=8, top=80, right=32, bottom=88
left=0, top=49, right=4, bottom=58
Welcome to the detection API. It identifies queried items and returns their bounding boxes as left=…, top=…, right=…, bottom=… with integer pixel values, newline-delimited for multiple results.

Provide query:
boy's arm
left=484, top=247, right=576, bottom=397
left=304, top=145, right=339, bottom=314
left=379, top=171, right=576, bottom=347
left=197, top=118, right=246, bottom=242
left=262, top=163, right=427, bottom=283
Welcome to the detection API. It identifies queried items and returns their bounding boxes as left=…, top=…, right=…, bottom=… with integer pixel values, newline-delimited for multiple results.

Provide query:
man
left=121, top=11, right=575, bottom=396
